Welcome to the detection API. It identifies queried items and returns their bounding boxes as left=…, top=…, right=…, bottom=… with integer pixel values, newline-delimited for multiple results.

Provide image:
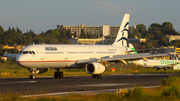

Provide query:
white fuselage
left=132, top=59, right=180, bottom=70
left=16, top=44, right=127, bottom=69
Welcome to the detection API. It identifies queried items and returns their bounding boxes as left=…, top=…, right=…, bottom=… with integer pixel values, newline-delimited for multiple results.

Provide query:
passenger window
left=23, top=51, right=28, bottom=54
left=29, top=51, right=32, bottom=54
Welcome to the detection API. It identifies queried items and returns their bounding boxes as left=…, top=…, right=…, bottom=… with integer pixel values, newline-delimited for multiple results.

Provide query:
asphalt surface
left=0, top=74, right=178, bottom=95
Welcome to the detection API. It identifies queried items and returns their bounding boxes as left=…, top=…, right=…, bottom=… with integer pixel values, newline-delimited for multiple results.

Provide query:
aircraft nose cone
left=16, top=55, right=25, bottom=67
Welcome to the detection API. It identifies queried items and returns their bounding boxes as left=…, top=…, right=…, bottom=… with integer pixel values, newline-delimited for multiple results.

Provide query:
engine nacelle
left=86, top=62, right=106, bottom=74
left=28, top=68, right=49, bottom=74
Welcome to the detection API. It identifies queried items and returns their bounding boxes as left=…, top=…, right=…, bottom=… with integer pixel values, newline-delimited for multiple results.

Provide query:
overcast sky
left=0, top=0, right=180, bottom=34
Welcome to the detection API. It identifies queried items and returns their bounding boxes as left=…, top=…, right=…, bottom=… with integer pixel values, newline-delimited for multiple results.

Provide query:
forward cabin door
left=62, top=47, right=68, bottom=60
left=38, top=47, right=46, bottom=67
left=38, top=48, right=44, bottom=60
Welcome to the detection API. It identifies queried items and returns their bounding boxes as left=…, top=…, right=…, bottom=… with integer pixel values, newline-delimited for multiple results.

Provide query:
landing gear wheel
left=92, top=74, right=102, bottom=78
left=54, top=69, right=64, bottom=79
left=96, top=74, right=102, bottom=78
left=29, top=68, right=37, bottom=79
left=54, top=72, right=59, bottom=78
left=58, top=72, right=63, bottom=78
left=92, top=74, right=96, bottom=78
left=164, top=67, right=167, bottom=70
left=30, top=75, right=36, bottom=79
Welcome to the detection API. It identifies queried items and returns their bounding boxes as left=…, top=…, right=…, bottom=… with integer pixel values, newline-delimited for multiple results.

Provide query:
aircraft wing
left=77, top=58, right=100, bottom=64
left=101, top=53, right=167, bottom=61
left=4, top=52, right=17, bottom=58
left=77, top=53, right=168, bottom=65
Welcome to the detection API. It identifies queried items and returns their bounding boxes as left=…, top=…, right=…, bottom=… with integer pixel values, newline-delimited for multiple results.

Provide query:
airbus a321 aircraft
left=4, top=14, right=168, bottom=79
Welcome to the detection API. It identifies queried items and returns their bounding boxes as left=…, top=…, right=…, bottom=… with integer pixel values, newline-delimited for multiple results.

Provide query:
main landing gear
left=54, top=68, right=63, bottom=79
left=92, top=74, right=102, bottom=78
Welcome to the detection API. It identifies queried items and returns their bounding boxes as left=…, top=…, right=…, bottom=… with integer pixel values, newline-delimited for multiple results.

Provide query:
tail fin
left=129, top=43, right=138, bottom=54
left=113, top=14, right=130, bottom=46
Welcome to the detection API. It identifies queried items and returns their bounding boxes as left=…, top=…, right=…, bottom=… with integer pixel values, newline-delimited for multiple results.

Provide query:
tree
left=0, top=25, right=4, bottom=36
left=66, top=29, right=72, bottom=39
left=80, top=29, right=87, bottom=38
left=162, top=22, right=173, bottom=31
left=45, top=33, right=58, bottom=44
left=100, top=33, right=103, bottom=37
left=16, top=27, right=22, bottom=34
left=72, top=32, right=77, bottom=37
left=136, top=24, right=146, bottom=33
left=162, top=22, right=176, bottom=35
left=0, top=25, right=5, bottom=45
left=170, top=40, right=180, bottom=47
left=150, top=23, right=161, bottom=28
left=87, top=32, right=93, bottom=38
left=60, top=28, right=68, bottom=40
left=46, top=29, right=60, bottom=38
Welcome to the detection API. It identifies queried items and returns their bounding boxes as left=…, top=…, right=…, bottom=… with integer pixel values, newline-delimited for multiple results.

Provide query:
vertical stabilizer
left=129, top=43, right=138, bottom=54
left=113, top=14, right=130, bottom=46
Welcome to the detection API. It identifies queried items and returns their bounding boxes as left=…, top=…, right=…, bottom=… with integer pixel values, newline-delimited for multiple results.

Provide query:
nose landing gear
left=29, top=68, right=37, bottom=79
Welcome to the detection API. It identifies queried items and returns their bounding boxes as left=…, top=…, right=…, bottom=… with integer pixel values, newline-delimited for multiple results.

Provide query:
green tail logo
left=131, top=48, right=138, bottom=54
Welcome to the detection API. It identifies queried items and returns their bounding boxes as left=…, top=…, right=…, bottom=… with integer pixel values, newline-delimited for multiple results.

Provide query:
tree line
left=0, top=26, right=74, bottom=46
left=0, top=21, right=180, bottom=55
left=129, top=22, right=180, bottom=48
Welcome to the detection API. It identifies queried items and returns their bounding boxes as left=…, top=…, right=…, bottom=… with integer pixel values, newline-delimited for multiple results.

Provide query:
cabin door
left=38, top=48, right=44, bottom=60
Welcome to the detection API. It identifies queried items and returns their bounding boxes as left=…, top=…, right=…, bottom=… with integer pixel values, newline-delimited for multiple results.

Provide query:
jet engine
left=28, top=68, right=49, bottom=74
left=86, top=62, right=106, bottom=74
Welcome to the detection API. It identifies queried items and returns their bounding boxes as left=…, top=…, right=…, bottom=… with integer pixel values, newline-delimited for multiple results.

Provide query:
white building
left=57, top=24, right=136, bottom=36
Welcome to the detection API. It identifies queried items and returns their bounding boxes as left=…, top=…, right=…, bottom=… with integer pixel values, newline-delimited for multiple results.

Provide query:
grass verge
left=1, top=76, right=180, bottom=101
left=0, top=62, right=180, bottom=78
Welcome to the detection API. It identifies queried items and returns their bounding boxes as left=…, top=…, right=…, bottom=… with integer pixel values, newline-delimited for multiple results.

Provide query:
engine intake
left=86, top=62, right=106, bottom=74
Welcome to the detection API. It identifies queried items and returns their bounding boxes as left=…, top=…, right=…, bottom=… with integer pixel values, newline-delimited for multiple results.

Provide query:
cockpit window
left=29, top=51, right=32, bottom=54
left=19, top=51, right=36, bottom=54
left=22, top=51, right=28, bottom=54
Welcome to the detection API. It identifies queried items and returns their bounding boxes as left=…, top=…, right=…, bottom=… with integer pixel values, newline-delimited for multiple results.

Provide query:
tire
left=97, top=74, right=102, bottom=78
left=30, top=75, right=36, bottom=79
left=54, top=72, right=59, bottom=78
left=59, top=72, right=63, bottom=78
left=92, top=74, right=96, bottom=78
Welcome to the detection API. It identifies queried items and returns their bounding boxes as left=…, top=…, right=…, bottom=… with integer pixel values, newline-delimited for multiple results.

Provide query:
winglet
left=113, top=14, right=130, bottom=46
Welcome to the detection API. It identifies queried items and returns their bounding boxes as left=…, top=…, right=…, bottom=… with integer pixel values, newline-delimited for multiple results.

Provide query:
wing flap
left=77, top=58, right=100, bottom=64
left=76, top=53, right=168, bottom=64
left=101, top=53, right=168, bottom=62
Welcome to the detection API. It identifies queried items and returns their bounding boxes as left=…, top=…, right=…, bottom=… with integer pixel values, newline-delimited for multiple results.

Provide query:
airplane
left=131, top=58, right=180, bottom=70
left=127, top=44, right=180, bottom=70
left=4, top=14, right=168, bottom=79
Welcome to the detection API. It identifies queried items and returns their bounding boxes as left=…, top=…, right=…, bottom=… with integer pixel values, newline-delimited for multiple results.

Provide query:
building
left=69, top=36, right=145, bottom=45
left=57, top=24, right=136, bottom=36
left=166, top=35, right=180, bottom=43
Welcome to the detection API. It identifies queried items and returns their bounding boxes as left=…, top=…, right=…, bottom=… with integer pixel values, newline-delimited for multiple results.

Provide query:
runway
left=0, top=74, right=178, bottom=95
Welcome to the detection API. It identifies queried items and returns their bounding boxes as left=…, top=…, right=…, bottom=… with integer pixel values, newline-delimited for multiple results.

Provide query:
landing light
left=111, top=68, right=116, bottom=72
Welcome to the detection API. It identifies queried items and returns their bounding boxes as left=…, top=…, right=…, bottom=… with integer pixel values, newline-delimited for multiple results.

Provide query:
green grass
left=0, top=62, right=180, bottom=78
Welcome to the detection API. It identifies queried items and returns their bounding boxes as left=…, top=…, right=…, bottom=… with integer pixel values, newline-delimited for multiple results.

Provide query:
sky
left=0, top=0, right=180, bottom=34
